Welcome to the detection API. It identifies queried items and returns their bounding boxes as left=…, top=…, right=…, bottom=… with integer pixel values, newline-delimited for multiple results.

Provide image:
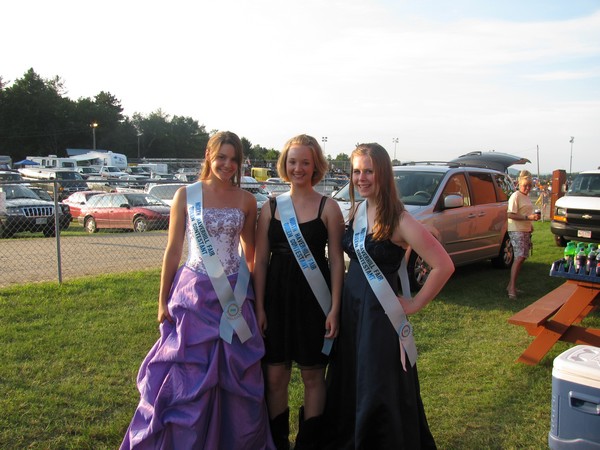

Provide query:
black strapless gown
left=323, top=225, right=436, bottom=449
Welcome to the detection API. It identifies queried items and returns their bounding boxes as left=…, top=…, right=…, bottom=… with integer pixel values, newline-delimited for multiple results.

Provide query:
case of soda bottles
left=550, top=242, right=600, bottom=282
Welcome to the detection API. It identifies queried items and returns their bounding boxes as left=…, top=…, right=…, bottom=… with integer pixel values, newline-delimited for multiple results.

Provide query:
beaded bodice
left=185, top=207, right=244, bottom=276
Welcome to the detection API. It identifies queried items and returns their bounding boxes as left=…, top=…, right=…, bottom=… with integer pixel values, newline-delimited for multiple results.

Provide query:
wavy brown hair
left=200, top=131, right=243, bottom=186
left=276, top=134, right=329, bottom=186
left=349, top=143, right=405, bottom=241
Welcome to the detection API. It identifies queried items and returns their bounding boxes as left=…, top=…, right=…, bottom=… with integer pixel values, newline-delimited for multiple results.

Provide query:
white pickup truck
left=98, top=166, right=128, bottom=179
left=551, top=169, right=600, bottom=246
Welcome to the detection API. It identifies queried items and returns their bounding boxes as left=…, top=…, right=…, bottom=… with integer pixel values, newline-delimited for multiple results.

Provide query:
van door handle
left=467, top=214, right=477, bottom=219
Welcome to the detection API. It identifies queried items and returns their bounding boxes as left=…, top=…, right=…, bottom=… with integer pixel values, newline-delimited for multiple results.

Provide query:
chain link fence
left=0, top=179, right=185, bottom=287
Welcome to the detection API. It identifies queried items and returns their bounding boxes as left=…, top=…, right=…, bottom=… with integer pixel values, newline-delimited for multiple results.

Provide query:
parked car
left=0, top=170, right=24, bottom=182
left=78, top=192, right=170, bottom=233
left=247, top=190, right=269, bottom=214
left=98, top=166, right=129, bottom=179
left=127, top=166, right=151, bottom=176
left=551, top=169, right=600, bottom=246
left=0, top=184, right=70, bottom=238
left=261, top=178, right=290, bottom=197
left=144, top=183, right=188, bottom=206
left=76, top=167, right=100, bottom=179
left=241, top=176, right=271, bottom=196
left=174, top=173, right=197, bottom=182
left=61, top=190, right=105, bottom=220
left=332, top=155, right=521, bottom=290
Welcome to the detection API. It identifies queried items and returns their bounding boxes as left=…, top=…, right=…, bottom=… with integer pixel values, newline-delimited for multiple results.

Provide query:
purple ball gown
left=120, top=207, right=274, bottom=449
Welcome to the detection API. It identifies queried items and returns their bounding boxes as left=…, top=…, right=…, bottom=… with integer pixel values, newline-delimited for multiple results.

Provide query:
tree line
left=0, top=68, right=284, bottom=165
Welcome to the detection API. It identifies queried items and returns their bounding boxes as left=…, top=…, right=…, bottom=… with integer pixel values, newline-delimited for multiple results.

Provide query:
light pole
left=321, top=136, right=327, bottom=153
left=137, top=132, right=143, bottom=159
left=569, top=136, right=575, bottom=178
left=392, top=137, right=399, bottom=163
left=91, top=122, right=98, bottom=150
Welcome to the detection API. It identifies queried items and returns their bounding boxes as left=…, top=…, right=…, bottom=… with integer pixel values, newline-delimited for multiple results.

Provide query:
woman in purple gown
left=120, top=131, right=274, bottom=449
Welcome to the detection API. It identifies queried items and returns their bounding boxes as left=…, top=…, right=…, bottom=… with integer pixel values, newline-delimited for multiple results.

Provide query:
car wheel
left=554, top=234, right=567, bottom=247
left=134, top=216, right=148, bottom=232
left=491, top=233, right=514, bottom=269
left=85, top=217, right=98, bottom=234
left=43, top=227, right=56, bottom=238
left=408, top=251, right=431, bottom=291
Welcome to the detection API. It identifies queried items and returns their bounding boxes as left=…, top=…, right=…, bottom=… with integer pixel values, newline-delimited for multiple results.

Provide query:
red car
left=78, top=192, right=170, bottom=233
left=61, top=190, right=105, bottom=220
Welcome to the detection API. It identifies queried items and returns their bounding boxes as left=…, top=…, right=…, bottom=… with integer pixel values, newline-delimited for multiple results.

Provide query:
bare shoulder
left=323, top=196, right=343, bottom=218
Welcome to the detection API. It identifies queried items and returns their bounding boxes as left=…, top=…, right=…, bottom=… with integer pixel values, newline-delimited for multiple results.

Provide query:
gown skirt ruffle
left=120, top=265, right=274, bottom=450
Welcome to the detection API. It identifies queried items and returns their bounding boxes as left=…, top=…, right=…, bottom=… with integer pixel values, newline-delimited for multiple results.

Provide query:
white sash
left=186, top=182, right=253, bottom=344
left=277, top=193, right=334, bottom=355
left=352, top=201, right=418, bottom=370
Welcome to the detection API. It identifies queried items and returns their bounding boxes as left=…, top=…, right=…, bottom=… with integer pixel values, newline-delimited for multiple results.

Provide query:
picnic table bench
left=508, top=279, right=600, bottom=365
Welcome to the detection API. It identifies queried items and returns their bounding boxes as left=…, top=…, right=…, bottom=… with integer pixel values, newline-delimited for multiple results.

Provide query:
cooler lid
left=553, top=345, right=600, bottom=384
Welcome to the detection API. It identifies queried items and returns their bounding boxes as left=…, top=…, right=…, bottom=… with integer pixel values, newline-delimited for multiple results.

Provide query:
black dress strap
left=317, top=196, right=327, bottom=219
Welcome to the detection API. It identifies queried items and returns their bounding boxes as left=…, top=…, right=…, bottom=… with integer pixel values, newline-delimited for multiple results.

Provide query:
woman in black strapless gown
left=323, top=143, right=454, bottom=450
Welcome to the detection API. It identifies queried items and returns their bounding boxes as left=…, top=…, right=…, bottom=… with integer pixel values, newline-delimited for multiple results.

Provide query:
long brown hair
left=200, top=131, right=243, bottom=186
left=349, top=143, right=404, bottom=240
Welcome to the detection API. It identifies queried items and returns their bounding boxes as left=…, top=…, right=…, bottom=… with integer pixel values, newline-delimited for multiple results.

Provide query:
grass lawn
left=1, top=222, right=598, bottom=449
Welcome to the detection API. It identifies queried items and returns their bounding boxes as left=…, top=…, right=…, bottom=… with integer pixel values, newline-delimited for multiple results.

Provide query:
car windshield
left=124, top=194, right=166, bottom=206
left=567, top=174, right=600, bottom=197
left=0, top=185, right=40, bottom=200
left=331, top=170, right=445, bottom=206
left=56, top=171, right=84, bottom=180
left=107, top=167, right=121, bottom=173
left=0, top=173, right=22, bottom=181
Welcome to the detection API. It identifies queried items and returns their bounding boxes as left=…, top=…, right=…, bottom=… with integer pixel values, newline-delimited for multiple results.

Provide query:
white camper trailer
left=71, top=151, right=128, bottom=171
left=27, top=155, right=78, bottom=169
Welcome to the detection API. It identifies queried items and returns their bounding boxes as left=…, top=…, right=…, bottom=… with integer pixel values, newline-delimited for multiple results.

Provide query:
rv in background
left=137, top=163, right=169, bottom=176
left=70, top=150, right=128, bottom=171
left=18, top=167, right=88, bottom=199
left=0, top=155, right=12, bottom=170
left=27, top=155, right=78, bottom=169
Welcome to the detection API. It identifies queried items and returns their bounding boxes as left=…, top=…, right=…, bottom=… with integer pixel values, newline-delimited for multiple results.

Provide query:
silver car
left=333, top=154, right=521, bottom=290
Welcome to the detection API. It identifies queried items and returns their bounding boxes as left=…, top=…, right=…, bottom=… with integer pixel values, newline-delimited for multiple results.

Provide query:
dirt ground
left=0, top=232, right=187, bottom=287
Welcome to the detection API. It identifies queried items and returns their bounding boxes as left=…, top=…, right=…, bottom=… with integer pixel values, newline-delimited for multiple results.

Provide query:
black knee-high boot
left=295, top=406, right=322, bottom=450
left=269, top=408, right=290, bottom=450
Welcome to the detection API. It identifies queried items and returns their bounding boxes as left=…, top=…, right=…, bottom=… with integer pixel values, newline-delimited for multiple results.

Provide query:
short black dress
left=263, top=196, right=330, bottom=368
left=323, top=224, right=436, bottom=449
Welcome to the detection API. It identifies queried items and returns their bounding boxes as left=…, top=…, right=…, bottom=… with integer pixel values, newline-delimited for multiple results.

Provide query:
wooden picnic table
left=508, top=279, right=600, bottom=365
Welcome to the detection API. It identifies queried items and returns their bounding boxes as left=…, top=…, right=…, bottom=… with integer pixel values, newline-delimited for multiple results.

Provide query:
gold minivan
left=332, top=152, right=526, bottom=290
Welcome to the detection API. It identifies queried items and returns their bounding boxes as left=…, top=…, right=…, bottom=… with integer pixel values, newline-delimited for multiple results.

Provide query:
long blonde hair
left=349, top=143, right=405, bottom=241
left=200, top=131, right=243, bottom=186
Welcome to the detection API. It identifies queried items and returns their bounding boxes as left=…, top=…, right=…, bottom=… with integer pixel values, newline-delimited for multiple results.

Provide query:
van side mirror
left=444, top=194, right=463, bottom=209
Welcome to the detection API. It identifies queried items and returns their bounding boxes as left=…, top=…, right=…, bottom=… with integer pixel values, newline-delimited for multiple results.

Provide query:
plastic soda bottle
left=587, top=243, right=598, bottom=255
left=564, top=242, right=577, bottom=270
left=586, top=250, right=597, bottom=275
left=575, top=250, right=587, bottom=273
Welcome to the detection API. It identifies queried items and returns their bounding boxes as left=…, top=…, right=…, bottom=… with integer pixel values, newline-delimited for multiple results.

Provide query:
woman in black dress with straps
left=323, top=143, right=454, bottom=449
left=254, top=134, right=345, bottom=449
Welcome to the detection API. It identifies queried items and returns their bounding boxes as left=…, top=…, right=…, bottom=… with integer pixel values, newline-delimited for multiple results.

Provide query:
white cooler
left=549, top=345, right=600, bottom=449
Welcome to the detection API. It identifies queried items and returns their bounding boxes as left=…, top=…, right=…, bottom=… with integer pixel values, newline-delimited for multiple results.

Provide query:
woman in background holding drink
left=507, top=170, right=540, bottom=300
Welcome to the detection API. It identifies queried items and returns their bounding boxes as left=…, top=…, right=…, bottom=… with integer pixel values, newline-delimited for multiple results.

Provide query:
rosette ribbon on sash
left=186, top=182, right=253, bottom=344
left=352, top=200, right=417, bottom=370
left=277, top=193, right=334, bottom=355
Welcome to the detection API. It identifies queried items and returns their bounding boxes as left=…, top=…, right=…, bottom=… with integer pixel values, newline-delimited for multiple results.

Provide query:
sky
left=3, top=0, right=599, bottom=174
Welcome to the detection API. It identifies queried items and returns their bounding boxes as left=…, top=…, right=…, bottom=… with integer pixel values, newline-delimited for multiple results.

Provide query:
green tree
left=0, top=68, right=76, bottom=159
